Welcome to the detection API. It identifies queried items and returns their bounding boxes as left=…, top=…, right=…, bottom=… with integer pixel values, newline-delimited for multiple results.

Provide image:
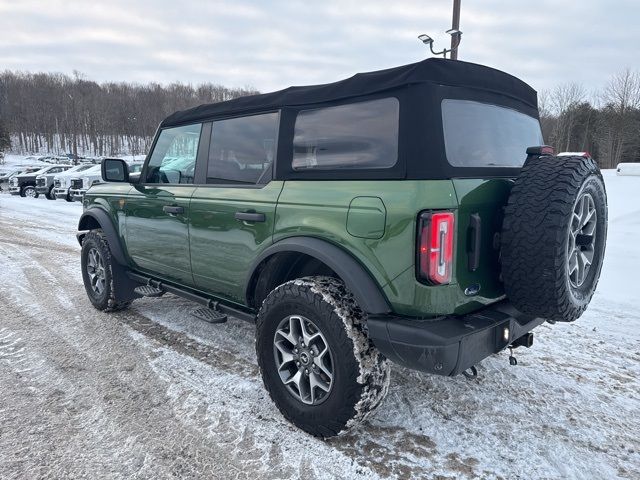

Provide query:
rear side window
left=292, top=97, right=399, bottom=170
left=442, top=99, right=543, bottom=168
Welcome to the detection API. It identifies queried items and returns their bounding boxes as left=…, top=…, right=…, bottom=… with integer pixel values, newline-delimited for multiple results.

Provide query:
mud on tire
left=501, top=155, right=607, bottom=322
left=255, top=276, right=390, bottom=438
left=81, top=229, right=132, bottom=312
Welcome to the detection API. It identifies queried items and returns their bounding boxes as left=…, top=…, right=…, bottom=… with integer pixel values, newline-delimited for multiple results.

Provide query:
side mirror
left=102, top=158, right=129, bottom=183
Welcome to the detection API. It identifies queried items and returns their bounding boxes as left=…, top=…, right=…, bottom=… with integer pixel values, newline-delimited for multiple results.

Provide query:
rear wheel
left=256, top=276, right=390, bottom=438
left=501, top=155, right=607, bottom=322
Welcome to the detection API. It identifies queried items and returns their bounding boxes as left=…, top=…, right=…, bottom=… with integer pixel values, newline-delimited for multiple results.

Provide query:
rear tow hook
left=508, top=332, right=535, bottom=366
left=508, top=347, right=518, bottom=366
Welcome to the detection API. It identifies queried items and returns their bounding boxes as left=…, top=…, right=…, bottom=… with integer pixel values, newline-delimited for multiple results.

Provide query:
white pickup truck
left=69, top=161, right=143, bottom=201
left=52, top=164, right=96, bottom=201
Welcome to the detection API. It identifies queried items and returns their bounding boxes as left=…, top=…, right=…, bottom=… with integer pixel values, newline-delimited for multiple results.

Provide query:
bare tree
left=597, top=69, right=640, bottom=168
left=549, top=82, right=587, bottom=152
left=0, top=70, right=258, bottom=157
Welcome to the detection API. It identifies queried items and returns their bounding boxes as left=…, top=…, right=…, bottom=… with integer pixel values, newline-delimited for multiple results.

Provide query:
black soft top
left=161, top=58, right=537, bottom=128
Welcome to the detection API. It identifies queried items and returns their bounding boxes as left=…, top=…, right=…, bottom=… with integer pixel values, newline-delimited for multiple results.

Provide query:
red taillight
left=417, top=211, right=455, bottom=285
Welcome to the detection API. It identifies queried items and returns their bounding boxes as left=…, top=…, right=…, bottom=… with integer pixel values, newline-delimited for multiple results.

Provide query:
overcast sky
left=1, top=0, right=638, bottom=95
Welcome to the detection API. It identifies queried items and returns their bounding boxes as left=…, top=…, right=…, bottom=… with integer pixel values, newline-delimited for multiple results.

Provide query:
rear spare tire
left=501, top=155, right=607, bottom=322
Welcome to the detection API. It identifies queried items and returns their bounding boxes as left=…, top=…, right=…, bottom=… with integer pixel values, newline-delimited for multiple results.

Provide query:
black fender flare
left=77, top=208, right=128, bottom=266
left=246, top=236, right=391, bottom=315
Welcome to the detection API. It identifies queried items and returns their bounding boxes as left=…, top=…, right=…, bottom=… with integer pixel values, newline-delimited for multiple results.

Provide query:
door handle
left=163, top=205, right=184, bottom=215
left=235, top=211, right=265, bottom=223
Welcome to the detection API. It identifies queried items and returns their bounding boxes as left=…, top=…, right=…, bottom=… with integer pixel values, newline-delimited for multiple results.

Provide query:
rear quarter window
left=442, top=99, right=543, bottom=168
left=292, top=97, right=399, bottom=170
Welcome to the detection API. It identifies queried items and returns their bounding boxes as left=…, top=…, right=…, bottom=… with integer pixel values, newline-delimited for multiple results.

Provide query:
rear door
left=125, top=123, right=203, bottom=286
left=189, top=112, right=282, bottom=305
left=440, top=97, right=544, bottom=299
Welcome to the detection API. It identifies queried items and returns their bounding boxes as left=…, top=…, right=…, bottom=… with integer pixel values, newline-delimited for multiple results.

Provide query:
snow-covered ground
left=0, top=159, right=638, bottom=479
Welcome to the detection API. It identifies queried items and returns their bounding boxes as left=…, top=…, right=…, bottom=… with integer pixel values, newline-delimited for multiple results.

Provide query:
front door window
left=145, top=124, right=201, bottom=184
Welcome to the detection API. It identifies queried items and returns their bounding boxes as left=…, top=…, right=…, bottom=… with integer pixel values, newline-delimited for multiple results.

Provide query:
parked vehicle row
left=68, top=163, right=142, bottom=200
left=3, top=159, right=143, bottom=200
left=0, top=165, right=43, bottom=192
left=9, top=164, right=73, bottom=197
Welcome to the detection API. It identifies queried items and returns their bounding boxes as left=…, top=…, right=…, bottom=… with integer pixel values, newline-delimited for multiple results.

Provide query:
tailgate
left=453, top=178, right=514, bottom=303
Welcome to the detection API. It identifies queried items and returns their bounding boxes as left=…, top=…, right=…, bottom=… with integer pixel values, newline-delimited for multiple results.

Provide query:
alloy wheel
left=273, top=315, right=334, bottom=405
left=86, top=247, right=106, bottom=295
left=568, top=192, right=597, bottom=288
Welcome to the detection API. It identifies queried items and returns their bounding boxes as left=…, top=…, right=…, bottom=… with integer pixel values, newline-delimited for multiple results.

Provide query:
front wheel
left=46, top=186, right=56, bottom=200
left=256, top=276, right=390, bottom=438
left=81, top=230, right=131, bottom=312
left=20, top=185, right=38, bottom=198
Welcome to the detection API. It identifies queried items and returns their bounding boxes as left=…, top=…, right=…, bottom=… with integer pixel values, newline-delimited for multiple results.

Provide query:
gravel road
left=0, top=188, right=638, bottom=480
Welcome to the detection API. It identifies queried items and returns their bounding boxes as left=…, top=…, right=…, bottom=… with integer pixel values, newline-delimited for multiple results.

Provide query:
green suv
left=77, top=58, right=608, bottom=438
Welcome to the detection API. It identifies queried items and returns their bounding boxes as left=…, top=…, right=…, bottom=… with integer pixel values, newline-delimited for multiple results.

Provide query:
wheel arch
left=77, top=208, right=128, bottom=265
left=245, top=236, right=391, bottom=315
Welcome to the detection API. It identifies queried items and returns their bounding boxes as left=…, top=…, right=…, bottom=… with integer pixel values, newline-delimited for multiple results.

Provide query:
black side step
left=191, top=307, right=227, bottom=324
left=133, top=285, right=165, bottom=297
left=126, top=271, right=256, bottom=323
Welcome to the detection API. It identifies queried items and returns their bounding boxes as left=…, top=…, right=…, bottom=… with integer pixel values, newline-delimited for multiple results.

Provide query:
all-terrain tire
left=256, top=276, right=390, bottom=438
left=81, top=229, right=132, bottom=312
left=501, top=155, right=607, bottom=322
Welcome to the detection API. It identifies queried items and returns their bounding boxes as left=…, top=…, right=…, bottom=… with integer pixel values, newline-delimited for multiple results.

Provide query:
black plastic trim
left=77, top=208, right=127, bottom=265
left=246, top=236, right=391, bottom=315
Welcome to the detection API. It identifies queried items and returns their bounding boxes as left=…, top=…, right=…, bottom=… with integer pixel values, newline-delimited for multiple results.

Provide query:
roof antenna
left=418, top=0, right=462, bottom=59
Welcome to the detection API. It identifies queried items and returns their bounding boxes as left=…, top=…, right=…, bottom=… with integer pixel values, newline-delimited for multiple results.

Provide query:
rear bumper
left=368, top=301, right=545, bottom=376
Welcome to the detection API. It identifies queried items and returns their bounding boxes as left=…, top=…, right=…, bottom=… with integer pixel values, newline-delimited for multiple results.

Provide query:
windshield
left=442, top=99, right=543, bottom=168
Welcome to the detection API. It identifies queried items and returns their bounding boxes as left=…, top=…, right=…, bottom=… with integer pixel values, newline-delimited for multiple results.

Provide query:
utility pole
left=450, top=0, right=462, bottom=60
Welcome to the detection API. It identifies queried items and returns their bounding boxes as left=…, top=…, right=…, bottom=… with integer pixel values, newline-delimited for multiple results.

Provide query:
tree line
left=0, top=68, right=639, bottom=168
left=0, top=71, right=257, bottom=157
left=538, top=69, right=640, bottom=168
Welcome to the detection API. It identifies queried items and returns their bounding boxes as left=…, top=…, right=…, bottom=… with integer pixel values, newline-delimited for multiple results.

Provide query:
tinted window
left=292, top=97, right=399, bottom=170
left=442, top=99, right=543, bottom=168
left=145, top=124, right=201, bottom=184
left=207, top=113, right=278, bottom=184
